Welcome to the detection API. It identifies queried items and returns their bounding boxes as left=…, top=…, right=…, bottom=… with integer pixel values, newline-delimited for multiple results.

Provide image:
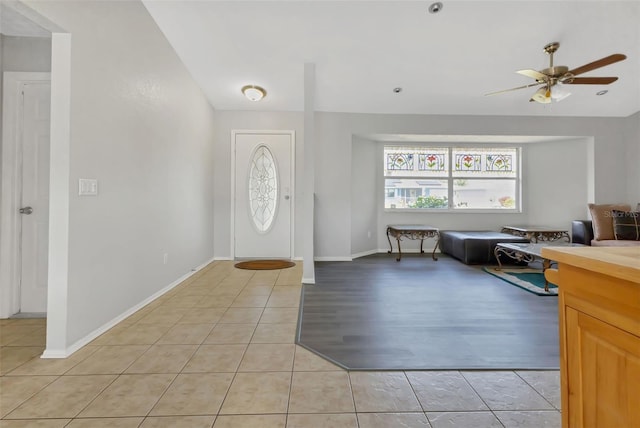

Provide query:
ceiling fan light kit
left=551, top=85, right=571, bottom=102
left=532, top=87, right=551, bottom=104
left=530, top=84, right=572, bottom=104
left=486, top=42, right=626, bottom=104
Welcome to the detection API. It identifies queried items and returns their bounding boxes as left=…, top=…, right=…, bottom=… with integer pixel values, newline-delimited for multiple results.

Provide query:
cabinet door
left=566, top=307, right=640, bottom=428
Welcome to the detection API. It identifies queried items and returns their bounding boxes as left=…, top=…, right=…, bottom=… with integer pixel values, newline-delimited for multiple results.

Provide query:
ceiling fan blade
left=569, top=54, right=626, bottom=76
left=565, top=77, right=619, bottom=85
left=516, top=69, right=548, bottom=81
left=485, top=82, right=544, bottom=96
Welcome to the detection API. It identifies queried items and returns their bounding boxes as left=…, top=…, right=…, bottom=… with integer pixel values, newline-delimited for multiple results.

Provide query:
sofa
left=572, top=203, right=640, bottom=247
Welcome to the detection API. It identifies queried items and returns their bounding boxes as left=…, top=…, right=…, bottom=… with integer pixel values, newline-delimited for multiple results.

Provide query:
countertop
left=541, top=246, right=640, bottom=284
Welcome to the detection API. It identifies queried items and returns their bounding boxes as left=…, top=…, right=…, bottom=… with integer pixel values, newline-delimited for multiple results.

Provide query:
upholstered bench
left=439, top=231, right=530, bottom=264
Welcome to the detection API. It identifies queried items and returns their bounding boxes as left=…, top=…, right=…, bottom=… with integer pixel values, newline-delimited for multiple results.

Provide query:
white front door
left=234, top=132, right=293, bottom=259
left=19, top=82, right=51, bottom=313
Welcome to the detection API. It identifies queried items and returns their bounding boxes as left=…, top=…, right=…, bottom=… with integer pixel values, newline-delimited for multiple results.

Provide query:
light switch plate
left=79, top=178, right=98, bottom=196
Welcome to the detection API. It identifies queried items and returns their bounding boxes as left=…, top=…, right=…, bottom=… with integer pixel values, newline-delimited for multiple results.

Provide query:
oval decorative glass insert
left=248, top=145, right=279, bottom=233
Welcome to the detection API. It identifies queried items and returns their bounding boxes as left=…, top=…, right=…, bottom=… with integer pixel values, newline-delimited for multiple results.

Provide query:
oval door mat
left=234, top=260, right=296, bottom=270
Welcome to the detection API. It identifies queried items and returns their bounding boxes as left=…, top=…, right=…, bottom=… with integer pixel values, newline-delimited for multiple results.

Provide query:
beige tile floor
left=0, top=261, right=561, bottom=428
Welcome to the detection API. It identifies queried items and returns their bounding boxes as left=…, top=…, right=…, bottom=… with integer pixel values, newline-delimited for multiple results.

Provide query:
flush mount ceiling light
left=429, top=2, right=443, bottom=13
left=242, top=85, right=266, bottom=101
left=596, top=90, right=608, bottom=96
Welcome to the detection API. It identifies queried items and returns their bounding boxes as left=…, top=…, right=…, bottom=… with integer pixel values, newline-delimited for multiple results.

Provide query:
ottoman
left=439, top=231, right=530, bottom=265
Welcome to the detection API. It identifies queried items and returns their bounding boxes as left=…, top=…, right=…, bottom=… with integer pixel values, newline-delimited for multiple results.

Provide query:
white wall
left=1, top=35, right=51, bottom=71
left=214, top=111, right=634, bottom=259
left=0, top=35, right=3, bottom=169
left=313, top=112, right=632, bottom=258
left=0, top=35, right=51, bottom=185
left=26, top=0, right=216, bottom=350
left=359, top=137, right=591, bottom=254
left=350, top=136, right=378, bottom=257
left=212, top=110, right=304, bottom=259
left=626, top=111, right=640, bottom=205
left=524, top=138, right=591, bottom=226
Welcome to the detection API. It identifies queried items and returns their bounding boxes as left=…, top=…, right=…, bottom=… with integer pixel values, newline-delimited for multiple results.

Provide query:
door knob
left=19, top=206, right=33, bottom=215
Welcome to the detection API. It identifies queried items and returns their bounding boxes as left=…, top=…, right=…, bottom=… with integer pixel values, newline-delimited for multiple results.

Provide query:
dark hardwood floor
left=297, top=253, right=559, bottom=370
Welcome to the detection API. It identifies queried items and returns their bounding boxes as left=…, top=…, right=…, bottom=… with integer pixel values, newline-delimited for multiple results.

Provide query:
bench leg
left=431, top=237, right=439, bottom=261
left=542, top=259, right=551, bottom=292
left=494, top=246, right=504, bottom=270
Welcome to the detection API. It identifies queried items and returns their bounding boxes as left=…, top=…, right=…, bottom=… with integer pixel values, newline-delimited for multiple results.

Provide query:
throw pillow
left=588, top=203, right=631, bottom=241
left=612, top=210, right=640, bottom=241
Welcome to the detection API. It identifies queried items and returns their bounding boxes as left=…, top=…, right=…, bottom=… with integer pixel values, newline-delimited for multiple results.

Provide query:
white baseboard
left=351, top=249, right=379, bottom=259
left=214, top=257, right=304, bottom=261
left=350, top=248, right=443, bottom=259
left=41, top=349, right=67, bottom=358
left=314, top=256, right=353, bottom=262
left=302, top=277, right=315, bottom=284
left=312, top=250, right=443, bottom=264
left=384, top=248, right=440, bottom=254
left=41, top=257, right=215, bottom=359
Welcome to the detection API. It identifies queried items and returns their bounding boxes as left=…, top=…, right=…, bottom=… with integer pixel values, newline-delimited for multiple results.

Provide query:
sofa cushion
left=612, top=210, right=640, bottom=241
left=588, top=203, right=631, bottom=241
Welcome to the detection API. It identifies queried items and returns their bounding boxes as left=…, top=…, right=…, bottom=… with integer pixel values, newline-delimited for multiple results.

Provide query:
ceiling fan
left=486, top=42, right=626, bottom=104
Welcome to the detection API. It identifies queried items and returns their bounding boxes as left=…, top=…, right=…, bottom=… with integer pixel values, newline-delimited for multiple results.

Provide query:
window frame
left=383, top=144, right=523, bottom=213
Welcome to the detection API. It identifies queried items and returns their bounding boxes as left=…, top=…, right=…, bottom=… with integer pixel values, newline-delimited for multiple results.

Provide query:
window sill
left=383, top=208, right=523, bottom=214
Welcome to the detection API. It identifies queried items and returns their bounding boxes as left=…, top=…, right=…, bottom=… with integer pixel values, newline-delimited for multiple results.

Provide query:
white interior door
left=234, top=132, right=293, bottom=259
left=19, top=82, right=51, bottom=313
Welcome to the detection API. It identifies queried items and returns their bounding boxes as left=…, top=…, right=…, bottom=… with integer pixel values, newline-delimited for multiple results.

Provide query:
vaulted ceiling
left=0, top=2, right=50, bottom=37
left=4, top=1, right=639, bottom=118
left=143, top=0, right=640, bottom=117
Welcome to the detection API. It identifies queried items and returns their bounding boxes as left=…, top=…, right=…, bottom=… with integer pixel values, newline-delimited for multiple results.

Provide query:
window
left=249, top=145, right=278, bottom=232
left=384, top=146, right=520, bottom=211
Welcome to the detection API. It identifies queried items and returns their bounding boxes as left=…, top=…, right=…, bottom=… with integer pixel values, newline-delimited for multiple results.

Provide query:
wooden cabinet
left=541, top=247, right=640, bottom=428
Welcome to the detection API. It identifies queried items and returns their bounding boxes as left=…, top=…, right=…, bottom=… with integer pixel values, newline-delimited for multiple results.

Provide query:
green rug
left=483, top=267, right=558, bottom=296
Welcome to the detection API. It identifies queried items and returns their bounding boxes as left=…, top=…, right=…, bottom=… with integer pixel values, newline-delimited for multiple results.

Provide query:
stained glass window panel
left=386, top=153, right=413, bottom=170
left=452, top=148, right=517, bottom=178
left=418, top=154, right=445, bottom=171
left=454, top=154, right=481, bottom=171
left=248, top=145, right=278, bottom=233
left=486, top=154, right=513, bottom=171
left=384, top=147, right=448, bottom=177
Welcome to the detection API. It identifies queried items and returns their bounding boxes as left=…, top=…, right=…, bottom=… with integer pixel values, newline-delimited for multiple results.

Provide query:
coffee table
left=386, top=225, right=440, bottom=262
left=493, top=242, right=584, bottom=291
left=501, top=225, right=570, bottom=243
